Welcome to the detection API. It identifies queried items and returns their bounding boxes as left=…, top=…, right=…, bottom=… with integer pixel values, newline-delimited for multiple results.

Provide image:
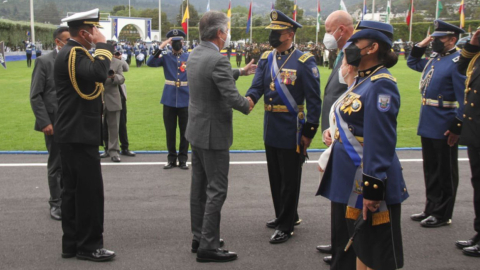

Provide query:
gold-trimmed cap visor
left=62, top=8, right=102, bottom=28
left=266, top=9, right=302, bottom=30
left=265, top=21, right=294, bottom=30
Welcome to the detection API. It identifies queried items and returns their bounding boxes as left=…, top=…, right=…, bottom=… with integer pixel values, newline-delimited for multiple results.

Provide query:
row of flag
left=180, top=0, right=469, bottom=37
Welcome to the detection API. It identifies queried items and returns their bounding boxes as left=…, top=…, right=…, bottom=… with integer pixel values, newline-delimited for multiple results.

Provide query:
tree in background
left=35, top=2, right=62, bottom=24
left=176, top=1, right=199, bottom=27
left=274, top=0, right=304, bottom=23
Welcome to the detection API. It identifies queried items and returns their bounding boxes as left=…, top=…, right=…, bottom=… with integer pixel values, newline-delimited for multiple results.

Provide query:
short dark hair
left=69, top=25, right=93, bottom=37
left=53, top=26, right=69, bottom=40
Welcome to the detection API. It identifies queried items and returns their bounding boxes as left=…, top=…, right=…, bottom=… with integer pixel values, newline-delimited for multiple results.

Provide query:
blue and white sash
left=267, top=49, right=305, bottom=153
left=335, top=94, right=390, bottom=225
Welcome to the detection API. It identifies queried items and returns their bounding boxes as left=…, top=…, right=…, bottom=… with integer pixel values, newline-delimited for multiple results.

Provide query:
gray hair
left=199, top=11, right=228, bottom=41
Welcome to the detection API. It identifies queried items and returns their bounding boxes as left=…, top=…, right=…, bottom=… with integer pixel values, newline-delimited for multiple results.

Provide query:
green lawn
left=0, top=56, right=423, bottom=151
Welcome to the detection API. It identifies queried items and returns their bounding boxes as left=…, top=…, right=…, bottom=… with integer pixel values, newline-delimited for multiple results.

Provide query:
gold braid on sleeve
left=465, top=53, right=480, bottom=103
left=68, top=47, right=105, bottom=100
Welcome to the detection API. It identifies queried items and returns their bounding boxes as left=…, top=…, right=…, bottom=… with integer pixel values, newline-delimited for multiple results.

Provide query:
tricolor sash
left=267, top=49, right=305, bottom=153
left=335, top=90, right=390, bottom=226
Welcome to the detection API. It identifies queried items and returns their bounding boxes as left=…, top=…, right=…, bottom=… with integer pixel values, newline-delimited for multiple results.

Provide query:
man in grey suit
left=30, top=26, right=70, bottom=220
left=316, top=10, right=355, bottom=268
left=186, top=10, right=255, bottom=263
left=100, top=44, right=125, bottom=162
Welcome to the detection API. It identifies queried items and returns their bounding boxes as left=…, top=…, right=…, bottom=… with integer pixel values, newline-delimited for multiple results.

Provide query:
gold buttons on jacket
left=404, top=188, right=407, bottom=192
left=464, top=114, right=466, bottom=118
left=475, top=90, right=478, bottom=94
left=458, top=123, right=462, bottom=127
left=374, top=184, right=378, bottom=189
left=364, top=181, right=369, bottom=187
left=472, top=103, right=475, bottom=107
left=311, top=127, right=314, bottom=130
left=269, top=98, right=273, bottom=101
left=469, top=117, right=473, bottom=120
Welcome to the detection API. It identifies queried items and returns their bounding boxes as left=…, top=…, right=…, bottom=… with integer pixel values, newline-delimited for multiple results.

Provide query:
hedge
left=0, top=19, right=56, bottom=50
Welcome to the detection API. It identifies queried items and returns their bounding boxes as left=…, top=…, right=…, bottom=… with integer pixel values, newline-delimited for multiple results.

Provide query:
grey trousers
left=105, top=110, right=121, bottom=157
left=190, top=146, right=230, bottom=250
left=45, top=134, right=62, bottom=208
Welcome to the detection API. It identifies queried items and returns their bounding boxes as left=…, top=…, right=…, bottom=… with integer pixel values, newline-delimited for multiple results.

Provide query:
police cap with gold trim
left=431, top=20, right=465, bottom=37
left=266, top=10, right=302, bottom=31
left=61, top=8, right=103, bottom=28
left=348, top=20, right=394, bottom=48
left=166, top=29, right=186, bottom=41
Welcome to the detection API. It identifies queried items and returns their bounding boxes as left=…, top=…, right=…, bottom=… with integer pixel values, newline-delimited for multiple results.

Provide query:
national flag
left=206, top=0, right=210, bottom=12
left=437, top=0, right=443, bottom=18
left=0, top=41, right=6, bottom=69
left=459, top=0, right=465, bottom=29
left=182, top=5, right=189, bottom=34
left=227, top=1, right=232, bottom=30
left=246, top=1, right=252, bottom=34
left=339, top=0, right=348, bottom=12
left=386, top=0, right=391, bottom=23
left=26, top=31, right=30, bottom=36
left=316, top=0, right=321, bottom=33
left=406, top=0, right=414, bottom=26
left=293, top=0, right=297, bottom=22
left=362, top=0, right=367, bottom=20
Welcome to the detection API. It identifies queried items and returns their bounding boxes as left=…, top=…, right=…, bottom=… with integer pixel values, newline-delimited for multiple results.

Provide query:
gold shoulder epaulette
left=298, top=53, right=314, bottom=63
left=95, top=49, right=113, bottom=61
left=260, top=51, right=272, bottom=60
left=371, top=74, right=397, bottom=83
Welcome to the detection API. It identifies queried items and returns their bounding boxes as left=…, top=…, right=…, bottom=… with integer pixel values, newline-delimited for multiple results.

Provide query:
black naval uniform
left=54, top=39, right=114, bottom=254
left=458, top=41, right=480, bottom=247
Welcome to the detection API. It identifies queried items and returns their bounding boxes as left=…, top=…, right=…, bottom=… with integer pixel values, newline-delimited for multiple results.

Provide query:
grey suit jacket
left=30, top=50, right=58, bottom=131
left=320, top=53, right=347, bottom=133
left=119, top=59, right=129, bottom=99
left=104, top=57, right=125, bottom=111
left=185, top=41, right=250, bottom=150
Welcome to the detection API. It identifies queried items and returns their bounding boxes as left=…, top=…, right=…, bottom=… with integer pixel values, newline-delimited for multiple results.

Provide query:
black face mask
left=172, top=41, right=182, bottom=51
left=432, top=38, right=445, bottom=53
left=269, top=31, right=283, bottom=48
left=344, top=42, right=371, bottom=67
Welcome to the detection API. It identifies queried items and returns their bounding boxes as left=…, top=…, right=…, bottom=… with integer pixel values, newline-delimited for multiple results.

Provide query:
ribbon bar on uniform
left=264, top=104, right=304, bottom=112
left=422, top=98, right=458, bottom=108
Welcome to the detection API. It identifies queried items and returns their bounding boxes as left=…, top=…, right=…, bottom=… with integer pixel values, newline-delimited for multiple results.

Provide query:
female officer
left=318, top=21, right=409, bottom=270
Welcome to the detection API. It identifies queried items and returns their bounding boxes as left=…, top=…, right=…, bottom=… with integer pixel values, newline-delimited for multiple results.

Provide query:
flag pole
left=435, top=0, right=439, bottom=20
left=372, top=0, right=375, bottom=20
left=409, top=0, right=413, bottom=42
left=158, top=0, right=161, bottom=40
left=315, top=0, right=319, bottom=45
left=250, top=1, right=253, bottom=44
left=30, top=0, right=35, bottom=43
left=186, top=0, right=189, bottom=44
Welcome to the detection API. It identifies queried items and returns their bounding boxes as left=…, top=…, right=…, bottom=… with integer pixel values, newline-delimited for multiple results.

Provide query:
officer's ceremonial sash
left=267, top=50, right=305, bottom=153
left=335, top=91, right=390, bottom=226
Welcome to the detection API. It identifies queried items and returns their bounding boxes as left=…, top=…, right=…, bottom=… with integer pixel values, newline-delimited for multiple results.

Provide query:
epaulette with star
left=260, top=51, right=272, bottom=60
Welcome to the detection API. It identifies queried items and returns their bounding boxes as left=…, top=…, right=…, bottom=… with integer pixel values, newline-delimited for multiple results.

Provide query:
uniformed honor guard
left=456, top=27, right=480, bottom=257
left=25, top=41, right=35, bottom=67
left=246, top=10, right=322, bottom=244
left=318, top=20, right=408, bottom=270
left=54, top=9, right=115, bottom=262
left=147, top=29, right=190, bottom=170
left=407, top=20, right=466, bottom=228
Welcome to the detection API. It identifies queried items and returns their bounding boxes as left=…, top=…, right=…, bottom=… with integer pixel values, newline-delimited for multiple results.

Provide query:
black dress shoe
left=463, top=244, right=480, bottom=257
left=61, top=253, right=76, bottom=259
left=410, top=212, right=429, bottom=222
left=316, top=244, right=332, bottom=254
left=50, top=206, right=61, bottom=221
left=111, top=156, right=121, bottom=162
left=100, top=152, right=110, bottom=158
left=192, top=239, right=224, bottom=253
left=179, top=162, right=189, bottom=170
left=266, top=218, right=278, bottom=228
left=323, top=255, right=332, bottom=265
left=420, top=216, right=451, bottom=228
left=456, top=236, right=479, bottom=249
left=266, top=218, right=302, bottom=229
left=76, top=248, right=116, bottom=262
left=120, top=150, right=136, bottom=157
left=196, top=248, right=237, bottom=262
left=269, top=230, right=291, bottom=244
left=164, top=162, right=177, bottom=169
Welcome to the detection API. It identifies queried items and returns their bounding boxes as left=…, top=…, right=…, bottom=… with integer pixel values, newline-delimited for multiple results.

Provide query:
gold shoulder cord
left=68, top=47, right=104, bottom=100
left=464, top=53, right=480, bottom=104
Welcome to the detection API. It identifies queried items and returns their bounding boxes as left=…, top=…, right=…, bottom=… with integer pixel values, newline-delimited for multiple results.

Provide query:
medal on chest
left=180, top=61, right=187, bottom=73
left=340, top=92, right=362, bottom=115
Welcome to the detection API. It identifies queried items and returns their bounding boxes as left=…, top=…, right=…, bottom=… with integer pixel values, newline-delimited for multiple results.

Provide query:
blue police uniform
left=407, top=20, right=465, bottom=226
left=246, top=10, right=322, bottom=243
left=147, top=29, right=190, bottom=168
left=26, top=43, right=35, bottom=67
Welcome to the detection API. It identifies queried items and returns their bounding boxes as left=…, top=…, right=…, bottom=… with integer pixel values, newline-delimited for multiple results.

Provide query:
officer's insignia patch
left=173, top=29, right=178, bottom=36
left=272, top=10, right=278, bottom=20
left=162, top=51, right=168, bottom=55
left=312, top=67, right=319, bottom=78
left=280, top=69, right=297, bottom=85
left=180, top=61, right=187, bottom=72
left=299, top=53, right=314, bottom=63
left=98, top=56, right=105, bottom=60
left=377, top=94, right=391, bottom=112
left=452, top=56, right=460, bottom=62
left=351, top=99, right=362, bottom=112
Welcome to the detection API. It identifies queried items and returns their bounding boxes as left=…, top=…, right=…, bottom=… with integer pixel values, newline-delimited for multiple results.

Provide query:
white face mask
left=323, top=27, right=341, bottom=50
left=220, top=31, right=231, bottom=49
left=82, top=30, right=96, bottom=49
left=338, top=64, right=348, bottom=85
